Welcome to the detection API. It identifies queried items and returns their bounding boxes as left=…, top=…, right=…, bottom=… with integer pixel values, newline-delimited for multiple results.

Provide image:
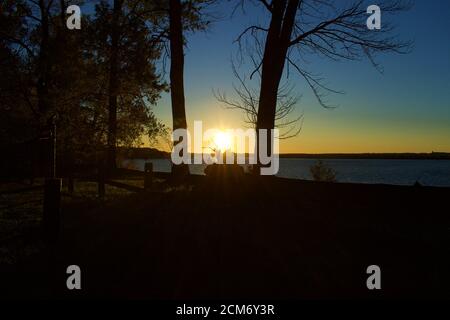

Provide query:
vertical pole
left=30, top=159, right=35, bottom=185
left=68, top=175, right=74, bottom=194
left=67, top=150, right=74, bottom=193
left=98, top=164, right=105, bottom=198
left=42, top=115, right=60, bottom=242
left=30, top=141, right=35, bottom=185
left=43, top=178, right=62, bottom=242
left=144, top=162, right=153, bottom=190
left=49, top=118, right=57, bottom=178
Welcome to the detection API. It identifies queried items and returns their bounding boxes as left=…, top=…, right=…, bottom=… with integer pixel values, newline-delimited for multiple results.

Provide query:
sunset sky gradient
left=88, top=1, right=450, bottom=153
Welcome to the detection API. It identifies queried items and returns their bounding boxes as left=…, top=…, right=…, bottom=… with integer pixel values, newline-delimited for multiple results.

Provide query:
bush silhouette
left=310, top=160, right=337, bottom=182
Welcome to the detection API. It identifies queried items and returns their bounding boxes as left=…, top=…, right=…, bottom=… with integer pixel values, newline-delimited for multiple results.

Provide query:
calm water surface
left=122, top=158, right=450, bottom=187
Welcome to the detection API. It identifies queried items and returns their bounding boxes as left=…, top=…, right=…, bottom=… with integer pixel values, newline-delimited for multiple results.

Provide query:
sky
left=87, top=0, right=450, bottom=153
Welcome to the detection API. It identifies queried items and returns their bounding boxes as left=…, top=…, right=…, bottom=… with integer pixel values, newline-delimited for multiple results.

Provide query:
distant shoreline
left=120, top=148, right=450, bottom=160
left=278, top=152, right=450, bottom=160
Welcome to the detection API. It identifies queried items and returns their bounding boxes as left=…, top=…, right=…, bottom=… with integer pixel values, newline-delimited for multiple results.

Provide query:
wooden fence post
left=98, top=165, right=105, bottom=198
left=49, top=117, right=57, bottom=179
left=43, top=178, right=62, bottom=242
left=68, top=175, right=74, bottom=194
left=144, top=162, right=153, bottom=190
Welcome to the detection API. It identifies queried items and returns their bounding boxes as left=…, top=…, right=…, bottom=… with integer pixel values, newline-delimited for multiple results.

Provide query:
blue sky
left=85, top=0, right=450, bottom=152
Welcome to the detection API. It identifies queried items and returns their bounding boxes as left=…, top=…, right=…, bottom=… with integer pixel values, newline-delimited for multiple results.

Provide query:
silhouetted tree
left=106, top=0, right=122, bottom=171
left=168, top=0, right=189, bottom=177
left=0, top=1, right=167, bottom=175
left=0, top=0, right=67, bottom=176
left=232, top=0, right=411, bottom=174
left=146, top=0, right=216, bottom=177
left=215, top=62, right=303, bottom=139
left=86, top=0, right=167, bottom=168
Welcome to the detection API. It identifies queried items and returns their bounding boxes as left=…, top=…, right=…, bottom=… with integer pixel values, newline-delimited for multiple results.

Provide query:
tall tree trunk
left=37, top=0, right=53, bottom=177
left=255, top=0, right=299, bottom=174
left=60, top=0, right=66, bottom=27
left=37, top=0, right=50, bottom=115
left=169, top=0, right=189, bottom=177
left=107, top=0, right=122, bottom=172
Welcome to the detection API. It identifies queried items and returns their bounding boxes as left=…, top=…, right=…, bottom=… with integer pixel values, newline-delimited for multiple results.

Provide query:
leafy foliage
left=0, top=0, right=168, bottom=169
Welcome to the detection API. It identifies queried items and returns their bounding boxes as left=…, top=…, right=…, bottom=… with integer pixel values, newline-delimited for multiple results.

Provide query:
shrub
left=310, top=160, right=337, bottom=182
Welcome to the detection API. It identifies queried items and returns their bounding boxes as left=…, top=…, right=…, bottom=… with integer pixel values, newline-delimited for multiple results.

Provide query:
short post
left=49, top=117, right=57, bottom=179
left=144, top=162, right=153, bottom=190
left=98, top=165, right=105, bottom=198
left=43, top=178, right=62, bottom=243
left=68, top=175, right=74, bottom=194
left=30, top=156, right=35, bottom=185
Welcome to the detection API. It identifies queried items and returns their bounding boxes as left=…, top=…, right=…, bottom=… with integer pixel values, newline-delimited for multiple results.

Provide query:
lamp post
left=43, top=115, right=61, bottom=243
left=49, top=115, right=57, bottom=178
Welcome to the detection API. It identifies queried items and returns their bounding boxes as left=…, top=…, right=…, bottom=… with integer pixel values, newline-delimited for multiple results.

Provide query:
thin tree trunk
left=169, top=0, right=189, bottom=177
left=37, top=0, right=53, bottom=177
left=60, top=0, right=66, bottom=27
left=37, top=0, right=50, bottom=114
left=107, top=0, right=122, bottom=173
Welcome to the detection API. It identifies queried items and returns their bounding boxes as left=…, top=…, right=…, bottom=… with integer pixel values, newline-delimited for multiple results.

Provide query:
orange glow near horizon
left=143, top=113, right=450, bottom=154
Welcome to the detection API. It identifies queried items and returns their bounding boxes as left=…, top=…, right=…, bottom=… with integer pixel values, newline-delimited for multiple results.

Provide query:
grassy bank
left=0, top=179, right=136, bottom=266
left=1, top=174, right=449, bottom=299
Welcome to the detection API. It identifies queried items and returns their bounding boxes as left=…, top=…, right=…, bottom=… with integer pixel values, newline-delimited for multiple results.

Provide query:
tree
left=0, top=0, right=64, bottom=177
left=215, top=62, right=303, bottom=139
left=85, top=0, right=167, bottom=169
left=146, top=0, right=216, bottom=177
left=168, top=0, right=189, bottom=177
left=232, top=0, right=411, bottom=174
left=0, top=0, right=167, bottom=176
left=106, top=0, right=122, bottom=171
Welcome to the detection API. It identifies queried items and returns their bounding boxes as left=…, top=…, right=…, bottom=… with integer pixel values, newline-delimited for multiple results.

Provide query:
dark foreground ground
left=1, top=174, right=450, bottom=299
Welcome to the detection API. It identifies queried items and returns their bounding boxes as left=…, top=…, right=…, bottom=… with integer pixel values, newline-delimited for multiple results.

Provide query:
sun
left=213, top=131, right=232, bottom=152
